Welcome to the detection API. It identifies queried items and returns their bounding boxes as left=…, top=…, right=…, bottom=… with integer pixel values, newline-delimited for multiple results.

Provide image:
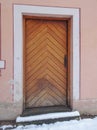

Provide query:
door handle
left=64, top=55, right=68, bottom=68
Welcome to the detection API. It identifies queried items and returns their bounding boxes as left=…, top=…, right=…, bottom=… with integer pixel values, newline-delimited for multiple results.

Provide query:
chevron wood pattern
left=24, top=19, right=68, bottom=108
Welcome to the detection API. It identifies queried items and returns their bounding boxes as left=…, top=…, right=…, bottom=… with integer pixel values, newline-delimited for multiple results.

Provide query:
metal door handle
left=64, top=55, right=68, bottom=68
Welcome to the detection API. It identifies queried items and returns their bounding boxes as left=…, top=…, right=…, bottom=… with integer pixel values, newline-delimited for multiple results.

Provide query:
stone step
left=22, top=106, right=72, bottom=116
left=16, top=111, right=80, bottom=125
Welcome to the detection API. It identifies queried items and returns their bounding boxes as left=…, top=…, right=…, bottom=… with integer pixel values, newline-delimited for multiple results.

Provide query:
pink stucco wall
left=0, top=0, right=97, bottom=119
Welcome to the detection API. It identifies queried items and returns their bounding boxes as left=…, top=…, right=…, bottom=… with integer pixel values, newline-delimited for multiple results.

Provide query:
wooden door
left=24, top=18, right=68, bottom=108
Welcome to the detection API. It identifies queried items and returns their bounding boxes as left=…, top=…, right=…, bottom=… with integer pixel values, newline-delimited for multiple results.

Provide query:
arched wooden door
left=24, top=18, right=68, bottom=108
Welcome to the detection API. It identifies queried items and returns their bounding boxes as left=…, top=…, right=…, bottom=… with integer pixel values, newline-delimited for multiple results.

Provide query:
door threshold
left=22, top=106, right=71, bottom=117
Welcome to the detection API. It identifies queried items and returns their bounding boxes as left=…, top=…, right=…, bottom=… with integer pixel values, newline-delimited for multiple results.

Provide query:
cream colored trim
left=14, top=5, right=80, bottom=103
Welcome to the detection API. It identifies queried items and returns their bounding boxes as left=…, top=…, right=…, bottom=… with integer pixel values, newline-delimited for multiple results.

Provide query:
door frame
left=13, top=5, right=80, bottom=110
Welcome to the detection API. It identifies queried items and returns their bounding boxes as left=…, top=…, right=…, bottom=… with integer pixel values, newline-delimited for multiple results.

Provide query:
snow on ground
left=1, top=117, right=97, bottom=130
left=16, top=111, right=80, bottom=122
left=0, top=125, right=13, bottom=130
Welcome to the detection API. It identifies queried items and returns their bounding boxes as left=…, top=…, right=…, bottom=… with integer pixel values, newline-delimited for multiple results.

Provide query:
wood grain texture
left=24, top=19, right=68, bottom=108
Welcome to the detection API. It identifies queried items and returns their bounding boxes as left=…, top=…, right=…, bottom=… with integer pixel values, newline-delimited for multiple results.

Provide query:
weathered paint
left=0, top=0, right=97, bottom=120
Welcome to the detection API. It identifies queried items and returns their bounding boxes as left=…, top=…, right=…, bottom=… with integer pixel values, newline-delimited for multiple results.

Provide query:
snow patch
left=14, top=117, right=97, bottom=130
left=0, top=125, right=13, bottom=130
left=1, top=116, right=97, bottom=130
left=16, top=111, right=80, bottom=122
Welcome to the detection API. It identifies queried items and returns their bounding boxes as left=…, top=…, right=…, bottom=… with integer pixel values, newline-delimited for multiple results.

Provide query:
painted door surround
left=14, top=5, right=80, bottom=111
left=0, top=5, right=5, bottom=71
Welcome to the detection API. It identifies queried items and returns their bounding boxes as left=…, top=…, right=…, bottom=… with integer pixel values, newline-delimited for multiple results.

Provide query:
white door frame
left=14, top=5, right=80, bottom=108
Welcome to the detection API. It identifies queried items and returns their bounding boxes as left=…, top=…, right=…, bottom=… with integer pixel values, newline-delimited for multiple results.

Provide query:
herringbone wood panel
left=24, top=19, right=67, bottom=108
